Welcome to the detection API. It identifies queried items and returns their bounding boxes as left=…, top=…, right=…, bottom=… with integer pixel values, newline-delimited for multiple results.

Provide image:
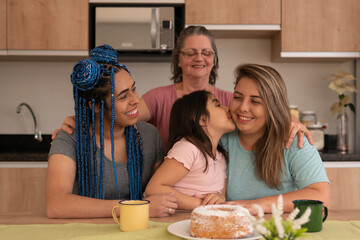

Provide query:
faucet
left=16, top=103, right=42, bottom=142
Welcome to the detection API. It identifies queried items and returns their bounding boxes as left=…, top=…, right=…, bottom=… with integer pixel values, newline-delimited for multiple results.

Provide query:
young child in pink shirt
left=145, top=90, right=235, bottom=210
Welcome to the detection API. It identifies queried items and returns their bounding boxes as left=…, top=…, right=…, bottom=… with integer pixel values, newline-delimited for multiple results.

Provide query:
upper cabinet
left=186, top=0, right=280, bottom=24
left=3, top=0, right=88, bottom=59
left=185, top=0, right=281, bottom=38
left=0, top=0, right=6, bottom=52
left=272, top=0, right=360, bottom=61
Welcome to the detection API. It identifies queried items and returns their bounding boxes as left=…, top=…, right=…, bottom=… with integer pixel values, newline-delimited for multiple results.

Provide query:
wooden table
left=0, top=209, right=359, bottom=225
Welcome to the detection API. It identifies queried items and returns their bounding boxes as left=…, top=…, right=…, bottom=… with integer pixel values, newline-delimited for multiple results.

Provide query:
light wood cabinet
left=0, top=168, right=47, bottom=214
left=272, top=0, right=360, bottom=61
left=185, top=0, right=281, bottom=39
left=186, top=0, right=280, bottom=25
left=0, top=0, right=6, bottom=51
left=326, top=168, right=360, bottom=210
left=7, top=0, right=88, bottom=51
left=0, top=166, right=359, bottom=214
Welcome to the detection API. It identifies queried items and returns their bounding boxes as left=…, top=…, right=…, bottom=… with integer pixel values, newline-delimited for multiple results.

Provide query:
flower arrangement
left=248, top=195, right=311, bottom=240
left=325, top=70, right=357, bottom=115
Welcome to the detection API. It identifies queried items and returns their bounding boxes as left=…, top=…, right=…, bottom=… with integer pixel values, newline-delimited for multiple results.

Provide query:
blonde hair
left=234, top=64, right=291, bottom=189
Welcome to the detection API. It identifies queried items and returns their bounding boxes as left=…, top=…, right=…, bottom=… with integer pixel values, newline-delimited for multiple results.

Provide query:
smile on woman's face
left=230, top=77, right=267, bottom=139
left=178, top=35, right=214, bottom=81
left=104, top=69, right=140, bottom=128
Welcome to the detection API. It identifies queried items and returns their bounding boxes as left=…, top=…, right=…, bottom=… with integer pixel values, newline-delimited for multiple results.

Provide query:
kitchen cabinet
left=326, top=168, right=360, bottom=210
left=272, top=0, right=360, bottom=61
left=0, top=163, right=359, bottom=214
left=0, top=168, right=47, bottom=214
left=2, top=0, right=88, bottom=59
left=185, top=0, right=281, bottom=38
left=0, top=0, right=6, bottom=52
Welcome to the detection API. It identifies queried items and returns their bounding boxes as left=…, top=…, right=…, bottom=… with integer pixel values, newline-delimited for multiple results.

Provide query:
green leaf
left=349, top=103, right=356, bottom=113
left=294, top=228, right=308, bottom=237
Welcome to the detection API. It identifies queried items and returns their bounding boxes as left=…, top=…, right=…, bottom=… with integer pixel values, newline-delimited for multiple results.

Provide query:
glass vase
left=336, top=111, right=348, bottom=154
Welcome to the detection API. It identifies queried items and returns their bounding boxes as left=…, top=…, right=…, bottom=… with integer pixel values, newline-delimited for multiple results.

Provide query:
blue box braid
left=85, top=100, right=92, bottom=196
left=126, top=126, right=144, bottom=199
left=99, top=100, right=105, bottom=199
left=91, top=100, right=97, bottom=198
left=109, top=66, right=122, bottom=199
left=70, top=44, right=144, bottom=200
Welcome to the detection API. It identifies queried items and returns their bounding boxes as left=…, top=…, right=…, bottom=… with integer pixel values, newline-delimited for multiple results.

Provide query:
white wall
left=0, top=38, right=356, bottom=152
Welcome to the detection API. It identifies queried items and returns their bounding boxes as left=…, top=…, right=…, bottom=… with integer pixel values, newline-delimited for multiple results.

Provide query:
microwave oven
left=89, top=1, right=185, bottom=61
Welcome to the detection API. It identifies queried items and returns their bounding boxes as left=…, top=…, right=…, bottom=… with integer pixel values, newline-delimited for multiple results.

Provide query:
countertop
left=0, top=152, right=49, bottom=161
left=0, top=133, right=359, bottom=162
left=1, top=152, right=359, bottom=162
left=319, top=153, right=360, bottom=161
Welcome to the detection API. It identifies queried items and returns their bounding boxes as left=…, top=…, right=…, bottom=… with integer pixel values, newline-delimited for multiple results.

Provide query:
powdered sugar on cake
left=190, top=205, right=253, bottom=239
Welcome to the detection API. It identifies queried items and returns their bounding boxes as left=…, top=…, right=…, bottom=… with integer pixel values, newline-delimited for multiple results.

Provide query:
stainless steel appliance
left=89, top=2, right=184, bottom=61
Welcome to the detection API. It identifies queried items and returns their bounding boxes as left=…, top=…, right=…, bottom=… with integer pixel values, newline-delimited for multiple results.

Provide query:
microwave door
left=95, top=7, right=160, bottom=51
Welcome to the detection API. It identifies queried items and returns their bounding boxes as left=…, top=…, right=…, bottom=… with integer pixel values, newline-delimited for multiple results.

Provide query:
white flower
left=271, top=203, right=281, bottom=221
left=275, top=217, right=285, bottom=238
left=255, top=224, right=270, bottom=236
left=247, top=195, right=310, bottom=240
left=293, top=207, right=311, bottom=230
left=245, top=211, right=257, bottom=223
left=287, top=207, right=300, bottom=222
left=277, top=194, right=284, bottom=216
left=330, top=95, right=352, bottom=115
left=253, top=204, right=264, bottom=218
left=325, top=70, right=356, bottom=95
left=325, top=70, right=357, bottom=115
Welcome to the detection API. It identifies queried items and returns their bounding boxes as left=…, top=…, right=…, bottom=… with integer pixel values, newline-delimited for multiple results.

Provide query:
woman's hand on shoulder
left=51, top=115, right=76, bottom=140
left=145, top=192, right=180, bottom=218
left=286, top=115, right=314, bottom=149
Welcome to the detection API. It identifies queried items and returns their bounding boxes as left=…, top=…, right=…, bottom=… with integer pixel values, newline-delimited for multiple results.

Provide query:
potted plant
left=325, top=70, right=357, bottom=153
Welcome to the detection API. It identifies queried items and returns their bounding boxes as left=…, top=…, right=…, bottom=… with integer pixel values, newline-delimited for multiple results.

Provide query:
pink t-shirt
left=142, top=84, right=233, bottom=148
left=166, top=138, right=227, bottom=196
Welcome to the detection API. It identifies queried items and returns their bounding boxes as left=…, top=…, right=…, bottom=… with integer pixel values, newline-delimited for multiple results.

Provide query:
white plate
left=167, top=219, right=262, bottom=240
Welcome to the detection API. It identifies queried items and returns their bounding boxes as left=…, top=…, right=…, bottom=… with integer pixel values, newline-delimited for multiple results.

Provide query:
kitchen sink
left=0, top=134, right=52, bottom=153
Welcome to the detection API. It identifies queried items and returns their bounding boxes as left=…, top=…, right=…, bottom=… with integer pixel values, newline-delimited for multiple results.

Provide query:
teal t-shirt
left=220, top=131, right=329, bottom=201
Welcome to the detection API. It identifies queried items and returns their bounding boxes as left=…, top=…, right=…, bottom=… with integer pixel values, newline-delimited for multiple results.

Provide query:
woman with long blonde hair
left=221, top=64, right=330, bottom=213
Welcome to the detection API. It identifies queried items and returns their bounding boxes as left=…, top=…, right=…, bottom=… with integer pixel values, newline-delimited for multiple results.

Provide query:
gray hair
left=171, top=25, right=219, bottom=84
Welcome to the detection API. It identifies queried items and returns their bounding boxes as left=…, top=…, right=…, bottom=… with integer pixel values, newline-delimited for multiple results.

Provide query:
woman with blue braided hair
left=46, top=45, right=179, bottom=218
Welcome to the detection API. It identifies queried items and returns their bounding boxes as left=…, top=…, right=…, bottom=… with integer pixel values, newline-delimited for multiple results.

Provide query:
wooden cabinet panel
left=281, top=0, right=360, bottom=52
left=0, top=168, right=47, bottom=214
left=326, top=168, right=360, bottom=210
left=185, top=0, right=280, bottom=25
left=0, top=0, right=6, bottom=50
left=0, top=167, right=359, bottom=214
left=7, top=0, right=88, bottom=50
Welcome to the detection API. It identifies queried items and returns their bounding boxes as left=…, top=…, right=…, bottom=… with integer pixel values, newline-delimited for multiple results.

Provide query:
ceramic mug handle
left=112, top=205, right=121, bottom=224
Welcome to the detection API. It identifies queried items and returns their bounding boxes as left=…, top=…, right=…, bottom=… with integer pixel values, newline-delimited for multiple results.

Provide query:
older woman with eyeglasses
left=138, top=26, right=232, bottom=150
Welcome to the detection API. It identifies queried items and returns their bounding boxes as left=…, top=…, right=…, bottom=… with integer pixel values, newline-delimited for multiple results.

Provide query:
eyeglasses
left=180, top=49, right=215, bottom=58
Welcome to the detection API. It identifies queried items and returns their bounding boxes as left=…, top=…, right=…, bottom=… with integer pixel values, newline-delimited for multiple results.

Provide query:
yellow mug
left=112, top=200, right=150, bottom=232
